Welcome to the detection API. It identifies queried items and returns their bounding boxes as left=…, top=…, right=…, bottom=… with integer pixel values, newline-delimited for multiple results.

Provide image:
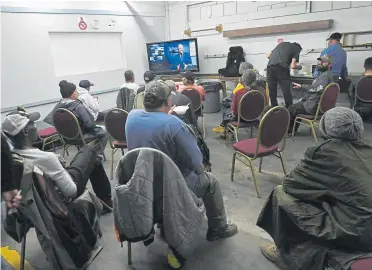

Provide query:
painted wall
left=1, top=1, right=166, bottom=119
left=167, top=1, right=372, bottom=75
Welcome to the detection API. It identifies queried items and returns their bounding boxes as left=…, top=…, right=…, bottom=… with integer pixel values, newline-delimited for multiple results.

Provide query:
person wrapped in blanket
left=212, top=62, right=268, bottom=136
left=257, top=107, right=372, bottom=270
left=165, top=80, right=212, bottom=172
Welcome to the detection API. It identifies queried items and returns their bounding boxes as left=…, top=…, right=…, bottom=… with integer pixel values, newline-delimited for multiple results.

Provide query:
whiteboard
left=49, top=32, right=124, bottom=76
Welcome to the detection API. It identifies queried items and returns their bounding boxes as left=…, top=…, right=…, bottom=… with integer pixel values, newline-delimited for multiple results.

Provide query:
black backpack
left=218, top=46, right=246, bottom=77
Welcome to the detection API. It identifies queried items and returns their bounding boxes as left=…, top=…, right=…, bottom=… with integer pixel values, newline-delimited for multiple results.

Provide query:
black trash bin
left=200, top=82, right=222, bottom=114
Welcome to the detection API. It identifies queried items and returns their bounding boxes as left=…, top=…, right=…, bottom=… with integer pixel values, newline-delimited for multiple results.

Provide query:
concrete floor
left=2, top=94, right=372, bottom=270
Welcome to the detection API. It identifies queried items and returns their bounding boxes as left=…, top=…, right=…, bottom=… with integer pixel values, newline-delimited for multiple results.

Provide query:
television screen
left=146, top=38, right=200, bottom=74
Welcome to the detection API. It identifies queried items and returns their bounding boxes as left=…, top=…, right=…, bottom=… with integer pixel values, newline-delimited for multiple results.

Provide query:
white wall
left=1, top=1, right=166, bottom=119
left=167, top=1, right=372, bottom=75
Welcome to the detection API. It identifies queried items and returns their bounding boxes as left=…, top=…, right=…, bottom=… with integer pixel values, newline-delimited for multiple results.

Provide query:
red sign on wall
left=78, top=17, right=87, bottom=30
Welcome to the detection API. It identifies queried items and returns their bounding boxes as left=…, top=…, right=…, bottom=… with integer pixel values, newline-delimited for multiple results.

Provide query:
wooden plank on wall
left=223, top=19, right=332, bottom=38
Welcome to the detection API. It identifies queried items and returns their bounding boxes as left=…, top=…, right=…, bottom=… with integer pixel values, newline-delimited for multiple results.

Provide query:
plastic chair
left=104, top=108, right=128, bottom=179
left=53, top=108, right=106, bottom=160
left=292, top=82, right=340, bottom=142
left=231, top=106, right=290, bottom=198
left=181, top=88, right=206, bottom=138
left=226, top=90, right=265, bottom=142
left=353, top=75, right=372, bottom=109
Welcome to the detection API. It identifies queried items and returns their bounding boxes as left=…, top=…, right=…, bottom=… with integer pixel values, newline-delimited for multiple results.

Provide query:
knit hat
left=239, top=62, right=254, bottom=75
left=241, top=69, right=256, bottom=87
left=319, top=107, right=364, bottom=141
left=59, top=80, right=77, bottom=98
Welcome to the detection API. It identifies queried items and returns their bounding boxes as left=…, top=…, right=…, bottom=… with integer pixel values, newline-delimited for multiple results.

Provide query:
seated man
left=2, top=110, right=113, bottom=210
left=177, top=71, right=205, bottom=101
left=348, top=57, right=372, bottom=120
left=134, top=71, right=156, bottom=109
left=257, top=107, right=372, bottom=270
left=212, top=69, right=258, bottom=134
left=125, top=81, right=238, bottom=246
left=116, top=70, right=139, bottom=111
left=78, top=80, right=106, bottom=122
left=288, top=55, right=334, bottom=134
left=44, top=80, right=108, bottom=156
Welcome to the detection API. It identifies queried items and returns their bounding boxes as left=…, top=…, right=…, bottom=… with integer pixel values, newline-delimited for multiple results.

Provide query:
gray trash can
left=200, top=82, right=222, bottom=114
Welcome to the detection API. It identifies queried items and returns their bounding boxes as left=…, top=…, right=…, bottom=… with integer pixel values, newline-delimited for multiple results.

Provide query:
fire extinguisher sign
left=78, top=17, right=87, bottom=30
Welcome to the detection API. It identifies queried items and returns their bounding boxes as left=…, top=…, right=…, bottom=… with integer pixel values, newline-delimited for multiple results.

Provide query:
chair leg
left=234, top=127, right=239, bottom=143
left=127, top=242, right=132, bottom=265
left=103, top=152, right=107, bottom=162
left=20, top=232, right=27, bottom=270
left=202, top=116, right=206, bottom=139
left=310, top=123, right=318, bottom=142
left=259, top=157, right=263, bottom=173
left=250, top=127, right=253, bottom=138
left=278, top=152, right=287, bottom=175
left=110, top=149, right=114, bottom=180
left=231, top=152, right=237, bottom=182
left=247, top=158, right=260, bottom=198
left=292, top=117, right=299, bottom=138
left=121, top=149, right=125, bottom=155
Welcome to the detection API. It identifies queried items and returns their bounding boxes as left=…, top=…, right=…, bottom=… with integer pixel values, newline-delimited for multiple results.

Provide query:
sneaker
left=261, top=243, right=288, bottom=270
left=168, top=249, right=183, bottom=269
left=206, top=223, right=238, bottom=241
left=100, top=198, right=113, bottom=215
left=212, top=126, right=225, bottom=134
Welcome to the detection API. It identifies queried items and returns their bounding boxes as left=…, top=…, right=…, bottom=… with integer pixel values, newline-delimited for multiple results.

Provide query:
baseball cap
left=317, top=55, right=333, bottom=64
left=79, top=80, right=94, bottom=89
left=144, top=71, right=155, bottom=83
left=144, top=81, right=171, bottom=103
left=327, top=32, right=342, bottom=41
left=2, top=111, right=40, bottom=136
left=181, top=71, right=195, bottom=81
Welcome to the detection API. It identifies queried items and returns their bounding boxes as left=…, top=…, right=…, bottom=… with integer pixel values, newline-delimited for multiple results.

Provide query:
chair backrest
left=238, top=90, right=265, bottom=122
left=181, top=88, right=202, bottom=111
left=317, top=82, right=340, bottom=116
left=53, top=108, right=84, bottom=142
left=257, top=106, right=290, bottom=150
left=104, top=108, right=128, bottom=142
left=355, top=75, right=372, bottom=103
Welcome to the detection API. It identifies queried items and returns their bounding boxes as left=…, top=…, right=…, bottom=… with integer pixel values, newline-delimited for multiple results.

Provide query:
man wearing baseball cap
left=178, top=71, right=205, bottom=101
left=2, top=109, right=113, bottom=210
left=126, top=81, right=238, bottom=244
left=78, top=80, right=106, bottom=122
left=134, top=71, right=157, bottom=109
left=314, top=32, right=347, bottom=80
left=289, top=55, right=335, bottom=135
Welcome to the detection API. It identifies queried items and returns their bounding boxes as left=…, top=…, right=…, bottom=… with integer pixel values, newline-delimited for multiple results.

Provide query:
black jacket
left=1, top=134, right=16, bottom=192
left=44, top=99, right=95, bottom=133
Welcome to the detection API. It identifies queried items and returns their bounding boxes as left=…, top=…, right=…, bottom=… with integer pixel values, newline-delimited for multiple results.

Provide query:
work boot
left=261, top=243, right=288, bottom=270
left=167, top=249, right=183, bottom=269
left=206, top=223, right=238, bottom=241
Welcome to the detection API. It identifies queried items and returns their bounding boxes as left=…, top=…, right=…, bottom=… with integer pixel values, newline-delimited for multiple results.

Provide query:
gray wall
left=167, top=1, right=372, bottom=75
left=1, top=1, right=166, bottom=120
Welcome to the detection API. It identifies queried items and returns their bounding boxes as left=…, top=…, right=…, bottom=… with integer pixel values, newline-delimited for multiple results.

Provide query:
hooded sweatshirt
left=77, top=88, right=100, bottom=120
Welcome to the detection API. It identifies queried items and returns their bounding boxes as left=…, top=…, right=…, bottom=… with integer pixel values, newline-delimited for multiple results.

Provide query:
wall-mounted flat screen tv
left=146, top=38, right=200, bottom=74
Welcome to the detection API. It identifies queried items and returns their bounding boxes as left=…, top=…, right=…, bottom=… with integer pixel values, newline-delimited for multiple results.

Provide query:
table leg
left=221, top=81, right=227, bottom=98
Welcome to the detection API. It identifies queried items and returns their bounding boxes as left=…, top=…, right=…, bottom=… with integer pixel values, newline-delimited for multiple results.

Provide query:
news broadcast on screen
left=146, top=38, right=200, bottom=74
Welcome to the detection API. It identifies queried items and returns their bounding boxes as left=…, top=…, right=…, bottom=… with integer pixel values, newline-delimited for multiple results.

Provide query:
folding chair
left=104, top=108, right=128, bottom=179
left=226, top=90, right=265, bottom=142
left=231, top=106, right=290, bottom=198
left=38, top=126, right=59, bottom=151
left=53, top=108, right=106, bottom=160
left=181, top=88, right=206, bottom=138
left=353, top=75, right=372, bottom=110
left=292, top=82, right=340, bottom=142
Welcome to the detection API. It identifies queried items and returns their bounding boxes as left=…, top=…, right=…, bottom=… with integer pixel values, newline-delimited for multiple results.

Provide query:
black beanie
left=59, top=80, right=77, bottom=98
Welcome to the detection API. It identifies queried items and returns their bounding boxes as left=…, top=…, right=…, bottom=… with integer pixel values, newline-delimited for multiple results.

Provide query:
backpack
left=218, top=46, right=246, bottom=77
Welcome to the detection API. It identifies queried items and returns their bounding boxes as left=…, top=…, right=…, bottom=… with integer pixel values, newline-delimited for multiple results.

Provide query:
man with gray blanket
left=257, top=107, right=372, bottom=270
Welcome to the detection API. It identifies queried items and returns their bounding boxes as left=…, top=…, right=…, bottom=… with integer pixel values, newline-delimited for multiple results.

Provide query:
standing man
left=267, top=42, right=303, bottom=107
left=174, top=44, right=192, bottom=71
left=314, top=32, right=347, bottom=80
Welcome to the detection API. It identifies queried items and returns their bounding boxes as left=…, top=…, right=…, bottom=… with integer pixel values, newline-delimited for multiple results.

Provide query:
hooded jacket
left=77, top=88, right=100, bottom=120
left=44, top=99, right=95, bottom=133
